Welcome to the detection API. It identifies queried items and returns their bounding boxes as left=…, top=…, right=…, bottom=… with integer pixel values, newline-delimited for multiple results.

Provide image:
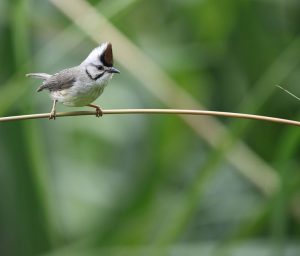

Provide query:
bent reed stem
left=0, top=109, right=299, bottom=127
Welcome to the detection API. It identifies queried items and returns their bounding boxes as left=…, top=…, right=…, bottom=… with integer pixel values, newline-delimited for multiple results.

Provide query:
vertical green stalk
left=10, top=0, right=30, bottom=67
left=9, top=0, right=55, bottom=255
left=270, top=124, right=300, bottom=256
left=270, top=169, right=287, bottom=256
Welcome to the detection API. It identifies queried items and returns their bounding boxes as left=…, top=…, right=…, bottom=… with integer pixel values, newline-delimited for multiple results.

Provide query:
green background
left=0, top=0, right=300, bottom=255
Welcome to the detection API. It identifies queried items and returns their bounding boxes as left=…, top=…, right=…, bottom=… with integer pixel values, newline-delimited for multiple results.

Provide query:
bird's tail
left=26, top=73, right=51, bottom=92
left=26, top=73, right=51, bottom=80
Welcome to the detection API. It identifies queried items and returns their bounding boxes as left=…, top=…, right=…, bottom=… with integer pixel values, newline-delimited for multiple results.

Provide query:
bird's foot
left=95, top=107, right=103, bottom=117
left=49, top=110, right=56, bottom=120
left=87, top=104, right=103, bottom=117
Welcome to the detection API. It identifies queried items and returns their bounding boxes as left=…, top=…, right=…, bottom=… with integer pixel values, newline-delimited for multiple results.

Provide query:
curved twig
left=0, top=108, right=299, bottom=127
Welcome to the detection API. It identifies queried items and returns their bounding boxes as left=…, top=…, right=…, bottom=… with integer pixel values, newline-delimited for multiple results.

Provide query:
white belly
left=51, top=81, right=106, bottom=107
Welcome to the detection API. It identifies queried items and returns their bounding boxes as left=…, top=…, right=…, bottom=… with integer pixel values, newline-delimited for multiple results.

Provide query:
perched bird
left=26, top=42, right=120, bottom=119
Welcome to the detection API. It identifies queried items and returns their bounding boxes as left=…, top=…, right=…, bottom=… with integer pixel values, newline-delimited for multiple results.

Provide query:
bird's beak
left=109, top=67, right=120, bottom=74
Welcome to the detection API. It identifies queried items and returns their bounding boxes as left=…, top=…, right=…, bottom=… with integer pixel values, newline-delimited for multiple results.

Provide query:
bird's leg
left=87, top=104, right=103, bottom=117
left=49, top=100, right=57, bottom=120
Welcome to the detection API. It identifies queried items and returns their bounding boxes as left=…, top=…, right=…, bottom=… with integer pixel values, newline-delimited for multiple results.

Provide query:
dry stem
left=0, top=109, right=299, bottom=127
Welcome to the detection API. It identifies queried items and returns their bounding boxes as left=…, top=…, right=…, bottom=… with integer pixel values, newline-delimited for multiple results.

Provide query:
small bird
left=26, top=42, right=120, bottom=119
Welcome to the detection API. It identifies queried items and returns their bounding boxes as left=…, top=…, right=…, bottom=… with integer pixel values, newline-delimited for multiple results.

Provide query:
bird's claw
left=95, top=107, right=103, bottom=117
left=49, top=110, right=56, bottom=120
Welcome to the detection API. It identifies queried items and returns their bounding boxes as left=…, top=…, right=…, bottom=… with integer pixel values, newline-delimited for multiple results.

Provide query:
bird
left=26, top=42, right=120, bottom=119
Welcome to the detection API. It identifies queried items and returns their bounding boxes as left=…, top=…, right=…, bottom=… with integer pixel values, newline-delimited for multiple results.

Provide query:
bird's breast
left=51, top=80, right=108, bottom=107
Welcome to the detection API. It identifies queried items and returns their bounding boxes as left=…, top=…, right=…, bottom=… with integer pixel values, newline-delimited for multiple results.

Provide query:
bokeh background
left=0, top=0, right=300, bottom=255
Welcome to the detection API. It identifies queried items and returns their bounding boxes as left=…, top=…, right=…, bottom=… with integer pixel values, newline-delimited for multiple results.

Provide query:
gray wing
left=37, top=69, right=76, bottom=92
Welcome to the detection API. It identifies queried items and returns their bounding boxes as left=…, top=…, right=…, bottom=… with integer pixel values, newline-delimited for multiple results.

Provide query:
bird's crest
left=100, top=42, right=113, bottom=67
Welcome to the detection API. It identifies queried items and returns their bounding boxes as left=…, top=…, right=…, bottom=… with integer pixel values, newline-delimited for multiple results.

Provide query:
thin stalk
left=0, top=108, right=299, bottom=127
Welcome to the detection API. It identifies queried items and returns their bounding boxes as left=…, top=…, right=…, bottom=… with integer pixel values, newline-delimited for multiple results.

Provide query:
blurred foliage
left=0, top=0, right=300, bottom=255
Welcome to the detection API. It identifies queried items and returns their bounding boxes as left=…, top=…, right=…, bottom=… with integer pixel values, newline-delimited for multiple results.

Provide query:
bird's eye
left=97, top=65, right=104, bottom=71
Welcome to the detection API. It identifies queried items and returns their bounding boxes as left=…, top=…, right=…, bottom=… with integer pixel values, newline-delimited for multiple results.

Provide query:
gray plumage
left=26, top=42, right=120, bottom=119
left=32, top=68, right=77, bottom=92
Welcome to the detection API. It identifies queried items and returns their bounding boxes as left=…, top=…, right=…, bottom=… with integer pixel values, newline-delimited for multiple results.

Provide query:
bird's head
left=81, top=42, right=120, bottom=81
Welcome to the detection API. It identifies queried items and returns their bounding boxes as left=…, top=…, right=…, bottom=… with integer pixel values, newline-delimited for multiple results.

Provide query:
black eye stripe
left=85, top=69, right=93, bottom=80
left=94, top=72, right=105, bottom=80
left=85, top=68, right=105, bottom=81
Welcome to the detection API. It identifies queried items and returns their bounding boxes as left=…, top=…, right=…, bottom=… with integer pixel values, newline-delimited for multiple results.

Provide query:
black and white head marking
left=85, top=64, right=105, bottom=80
left=82, top=42, right=117, bottom=81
